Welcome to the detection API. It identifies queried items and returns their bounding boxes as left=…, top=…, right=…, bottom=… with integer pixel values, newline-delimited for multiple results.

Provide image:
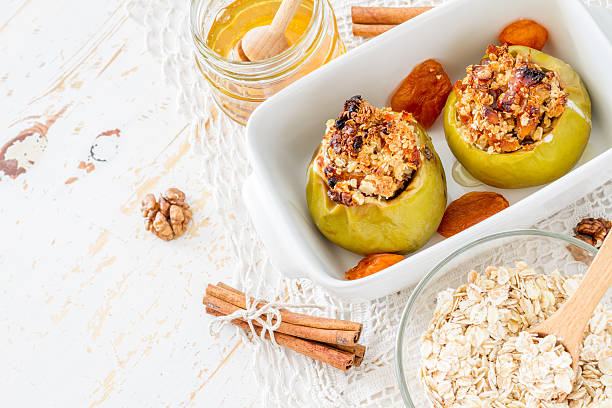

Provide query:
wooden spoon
left=530, top=234, right=612, bottom=371
left=234, top=0, right=301, bottom=62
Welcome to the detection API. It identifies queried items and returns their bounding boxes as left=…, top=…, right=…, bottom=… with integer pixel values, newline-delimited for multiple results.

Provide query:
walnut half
left=573, top=217, right=611, bottom=248
left=140, top=188, right=192, bottom=241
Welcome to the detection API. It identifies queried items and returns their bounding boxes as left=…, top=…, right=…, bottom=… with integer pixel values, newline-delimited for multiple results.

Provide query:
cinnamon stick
left=330, top=343, right=366, bottom=366
left=352, top=23, right=396, bottom=37
left=206, top=307, right=355, bottom=371
left=331, top=343, right=366, bottom=358
left=217, top=282, right=242, bottom=294
left=204, top=294, right=360, bottom=346
left=207, top=284, right=362, bottom=333
left=351, top=6, right=433, bottom=25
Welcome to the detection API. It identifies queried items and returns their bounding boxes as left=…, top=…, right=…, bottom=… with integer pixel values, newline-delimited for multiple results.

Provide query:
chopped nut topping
left=315, top=96, right=422, bottom=206
left=140, top=188, right=192, bottom=241
left=454, top=45, right=568, bottom=153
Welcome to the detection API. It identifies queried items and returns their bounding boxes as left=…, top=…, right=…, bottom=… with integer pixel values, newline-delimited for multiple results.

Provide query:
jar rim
left=189, top=0, right=323, bottom=79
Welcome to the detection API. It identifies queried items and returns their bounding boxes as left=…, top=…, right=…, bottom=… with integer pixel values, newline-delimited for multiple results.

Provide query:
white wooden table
left=1, top=1, right=258, bottom=406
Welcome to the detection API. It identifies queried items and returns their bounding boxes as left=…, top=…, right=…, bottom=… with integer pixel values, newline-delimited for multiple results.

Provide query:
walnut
left=140, top=188, right=192, bottom=240
left=164, top=187, right=185, bottom=203
left=140, top=194, right=159, bottom=231
left=566, top=244, right=594, bottom=265
left=573, top=217, right=611, bottom=248
left=153, top=212, right=174, bottom=241
left=159, top=197, right=171, bottom=217
left=169, top=204, right=189, bottom=236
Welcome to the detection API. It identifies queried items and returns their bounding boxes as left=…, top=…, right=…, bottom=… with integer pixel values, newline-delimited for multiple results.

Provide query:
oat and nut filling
left=420, top=262, right=612, bottom=407
left=454, top=45, right=568, bottom=154
left=315, top=96, right=423, bottom=206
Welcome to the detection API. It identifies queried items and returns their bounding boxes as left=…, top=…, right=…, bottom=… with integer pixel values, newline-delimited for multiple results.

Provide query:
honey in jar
left=190, top=0, right=345, bottom=125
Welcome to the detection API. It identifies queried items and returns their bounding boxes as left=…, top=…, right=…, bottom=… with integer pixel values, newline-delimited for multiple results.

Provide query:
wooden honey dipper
left=233, top=0, right=301, bottom=62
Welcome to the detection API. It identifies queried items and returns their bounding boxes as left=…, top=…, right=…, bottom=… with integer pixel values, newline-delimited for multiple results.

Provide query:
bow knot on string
left=208, top=293, right=324, bottom=345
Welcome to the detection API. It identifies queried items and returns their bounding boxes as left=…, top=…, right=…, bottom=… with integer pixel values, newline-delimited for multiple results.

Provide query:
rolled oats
left=420, top=262, right=612, bottom=407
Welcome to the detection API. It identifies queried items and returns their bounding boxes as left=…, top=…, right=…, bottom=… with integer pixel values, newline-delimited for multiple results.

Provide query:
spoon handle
left=270, top=0, right=302, bottom=35
left=555, top=235, right=612, bottom=349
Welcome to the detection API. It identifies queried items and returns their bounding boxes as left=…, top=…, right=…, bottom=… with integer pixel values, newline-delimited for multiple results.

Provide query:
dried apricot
left=345, top=253, right=404, bottom=280
left=499, top=19, right=548, bottom=51
left=437, top=192, right=509, bottom=238
left=390, top=59, right=452, bottom=128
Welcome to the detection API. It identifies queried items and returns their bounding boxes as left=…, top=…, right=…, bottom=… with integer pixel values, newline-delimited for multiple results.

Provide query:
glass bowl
left=394, top=229, right=601, bottom=408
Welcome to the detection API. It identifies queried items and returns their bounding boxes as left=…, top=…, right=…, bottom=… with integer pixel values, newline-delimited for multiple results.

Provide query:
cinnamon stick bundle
left=204, top=282, right=366, bottom=370
left=204, top=293, right=360, bottom=345
left=207, top=283, right=362, bottom=333
left=351, top=6, right=433, bottom=37
left=207, top=308, right=356, bottom=371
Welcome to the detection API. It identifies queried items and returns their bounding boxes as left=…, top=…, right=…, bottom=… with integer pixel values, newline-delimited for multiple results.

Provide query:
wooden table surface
left=1, top=0, right=258, bottom=406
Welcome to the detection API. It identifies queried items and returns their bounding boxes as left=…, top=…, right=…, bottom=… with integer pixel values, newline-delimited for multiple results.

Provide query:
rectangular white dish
left=244, top=0, right=612, bottom=301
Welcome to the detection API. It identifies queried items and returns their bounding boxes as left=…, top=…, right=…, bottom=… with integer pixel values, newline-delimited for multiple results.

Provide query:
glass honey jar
left=190, top=0, right=345, bottom=125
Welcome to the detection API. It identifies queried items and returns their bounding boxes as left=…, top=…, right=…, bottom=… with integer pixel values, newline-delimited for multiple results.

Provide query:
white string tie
left=209, top=294, right=324, bottom=345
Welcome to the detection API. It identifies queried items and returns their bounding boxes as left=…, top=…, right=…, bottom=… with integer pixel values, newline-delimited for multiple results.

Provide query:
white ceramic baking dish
left=244, top=0, right=612, bottom=301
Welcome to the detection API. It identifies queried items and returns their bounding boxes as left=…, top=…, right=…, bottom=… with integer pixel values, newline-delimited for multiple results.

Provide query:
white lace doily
left=126, top=1, right=612, bottom=406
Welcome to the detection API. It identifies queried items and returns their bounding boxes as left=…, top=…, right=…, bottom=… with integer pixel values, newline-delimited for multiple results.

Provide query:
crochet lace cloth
left=127, top=1, right=612, bottom=406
